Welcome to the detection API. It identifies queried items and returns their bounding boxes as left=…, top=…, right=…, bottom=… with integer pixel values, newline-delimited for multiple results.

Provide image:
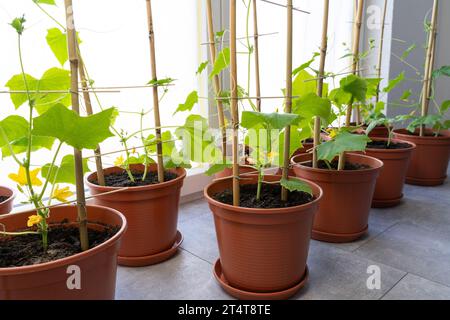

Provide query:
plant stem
left=38, top=141, right=63, bottom=201
left=121, top=138, right=136, bottom=182
left=338, top=152, right=345, bottom=170
left=256, top=165, right=263, bottom=201
left=140, top=111, right=149, bottom=181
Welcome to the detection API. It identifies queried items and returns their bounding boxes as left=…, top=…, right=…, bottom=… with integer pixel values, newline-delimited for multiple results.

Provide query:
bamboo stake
left=375, top=0, right=388, bottom=103
left=426, top=22, right=437, bottom=109
left=340, top=0, right=364, bottom=171
left=345, top=0, right=364, bottom=127
left=78, top=53, right=105, bottom=186
left=420, top=0, right=439, bottom=136
left=313, top=0, right=329, bottom=169
left=146, top=0, right=165, bottom=182
left=230, top=0, right=240, bottom=207
left=281, top=0, right=293, bottom=201
left=64, top=0, right=89, bottom=251
left=253, top=0, right=261, bottom=112
left=206, top=0, right=227, bottom=163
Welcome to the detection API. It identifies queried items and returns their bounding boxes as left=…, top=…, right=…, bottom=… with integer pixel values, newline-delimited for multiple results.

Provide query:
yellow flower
left=27, top=214, right=43, bottom=227
left=267, top=151, right=278, bottom=162
left=114, top=155, right=124, bottom=167
left=52, top=185, right=74, bottom=203
left=8, top=166, right=43, bottom=187
left=328, top=129, right=338, bottom=139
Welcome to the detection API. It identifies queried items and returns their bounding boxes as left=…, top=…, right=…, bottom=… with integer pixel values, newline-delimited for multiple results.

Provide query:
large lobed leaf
left=241, top=111, right=300, bottom=130
left=5, top=68, right=71, bottom=114
left=32, top=104, right=116, bottom=150
left=340, top=74, right=367, bottom=102
left=316, top=131, right=371, bottom=162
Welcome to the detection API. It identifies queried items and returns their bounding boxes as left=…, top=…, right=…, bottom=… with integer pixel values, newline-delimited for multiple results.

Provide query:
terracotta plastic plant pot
left=0, top=204, right=126, bottom=300
left=365, top=138, right=416, bottom=208
left=86, top=164, right=186, bottom=267
left=214, top=164, right=257, bottom=179
left=0, top=186, right=16, bottom=215
left=393, top=129, right=450, bottom=186
left=204, top=174, right=322, bottom=298
left=291, top=153, right=382, bottom=243
left=365, top=125, right=392, bottom=138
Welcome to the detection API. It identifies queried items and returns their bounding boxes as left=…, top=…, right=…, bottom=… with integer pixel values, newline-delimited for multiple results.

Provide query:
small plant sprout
left=241, top=111, right=312, bottom=200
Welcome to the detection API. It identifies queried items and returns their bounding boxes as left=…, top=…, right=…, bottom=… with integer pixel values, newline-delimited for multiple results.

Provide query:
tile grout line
left=350, top=221, right=402, bottom=253
left=378, top=272, right=409, bottom=300
left=179, top=246, right=215, bottom=266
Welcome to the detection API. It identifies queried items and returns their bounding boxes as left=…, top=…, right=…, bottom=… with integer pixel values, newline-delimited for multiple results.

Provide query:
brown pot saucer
left=405, top=175, right=447, bottom=186
left=372, top=194, right=404, bottom=208
left=213, top=259, right=309, bottom=300
left=118, top=231, right=183, bottom=267
left=312, top=225, right=368, bottom=243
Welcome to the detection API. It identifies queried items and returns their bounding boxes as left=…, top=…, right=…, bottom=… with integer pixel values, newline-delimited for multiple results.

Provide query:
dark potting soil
left=304, top=160, right=371, bottom=170
left=91, top=170, right=178, bottom=187
left=213, top=183, right=313, bottom=209
left=367, top=140, right=412, bottom=149
left=0, top=195, right=10, bottom=203
left=0, top=222, right=119, bottom=268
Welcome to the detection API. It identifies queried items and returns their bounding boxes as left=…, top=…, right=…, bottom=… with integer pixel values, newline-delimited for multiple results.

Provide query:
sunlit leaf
left=32, top=104, right=116, bottom=149
left=383, top=71, right=404, bottom=93
left=42, top=154, right=90, bottom=185
left=316, top=131, right=371, bottom=162
left=174, top=91, right=198, bottom=114
left=280, top=177, right=312, bottom=195
left=210, top=47, right=230, bottom=78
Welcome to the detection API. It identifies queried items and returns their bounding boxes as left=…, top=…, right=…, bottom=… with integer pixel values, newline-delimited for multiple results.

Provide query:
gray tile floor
left=116, top=172, right=450, bottom=300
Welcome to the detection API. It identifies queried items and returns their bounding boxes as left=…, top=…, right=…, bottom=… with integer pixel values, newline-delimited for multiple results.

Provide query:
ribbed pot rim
left=204, top=174, right=323, bottom=215
left=291, top=153, right=383, bottom=175
left=85, top=164, right=187, bottom=193
left=393, top=128, right=450, bottom=142
left=0, top=204, right=127, bottom=275
left=0, top=185, right=16, bottom=205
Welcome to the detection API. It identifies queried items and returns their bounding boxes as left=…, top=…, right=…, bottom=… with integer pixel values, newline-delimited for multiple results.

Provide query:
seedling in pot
left=1, top=15, right=116, bottom=253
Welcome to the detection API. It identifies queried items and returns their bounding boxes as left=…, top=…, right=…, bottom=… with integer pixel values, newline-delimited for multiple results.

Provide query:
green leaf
left=32, top=104, right=116, bottom=149
left=292, top=53, right=319, bottom=76
left=0, top=115, right=28, bottom=148
left=293, top=93, right=332, bottom=126
left=210, top=47, right=230, bottom=78
left=440, top=100, right=450, bottom=113
left=241, top=111, right=300, bottom=130
left=280, top=177, right=312, bottom=195
left=33, top=0, right=56, bottom=5
left=365, top=78, right=382, bottom=99
left=383, top=71, right=405, bottom=93
left=174, top=91, right=198, bottom=114
left=175, top=114, right=222, bottom=163
left=2, top=136, right=55, bottom=158
left=196, top=61, right=209, bottom=75
left=205, top=163, right=232, bottom=176
left=406, top=114, right=441, bottom=133
left=126, top=154, right=155, bottom=165
left=316, top=131, right=371, bottom=162
left=148, top=78, right=175, bottom=86
left=274, top=126, right=303, bottom=167
left=432, top=66, right=450, bottom=79
left=329, top=88, right=352, bottom=106
left=5, top=68, right=71, bottom=114
left=46, top=28, right=68, bottom=66
left=10, top=16, right=26, bottom=35
left=292, top=70, right=325, bottom=98
left=146, top=130, right=176, bottom=157
left=340, top=75, right=367, bottom=102
left=400, top=89, right=412, bottom=101
left=42, top=155, right=90, bottom=185
left=401, top=43, right=416, bottom=60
